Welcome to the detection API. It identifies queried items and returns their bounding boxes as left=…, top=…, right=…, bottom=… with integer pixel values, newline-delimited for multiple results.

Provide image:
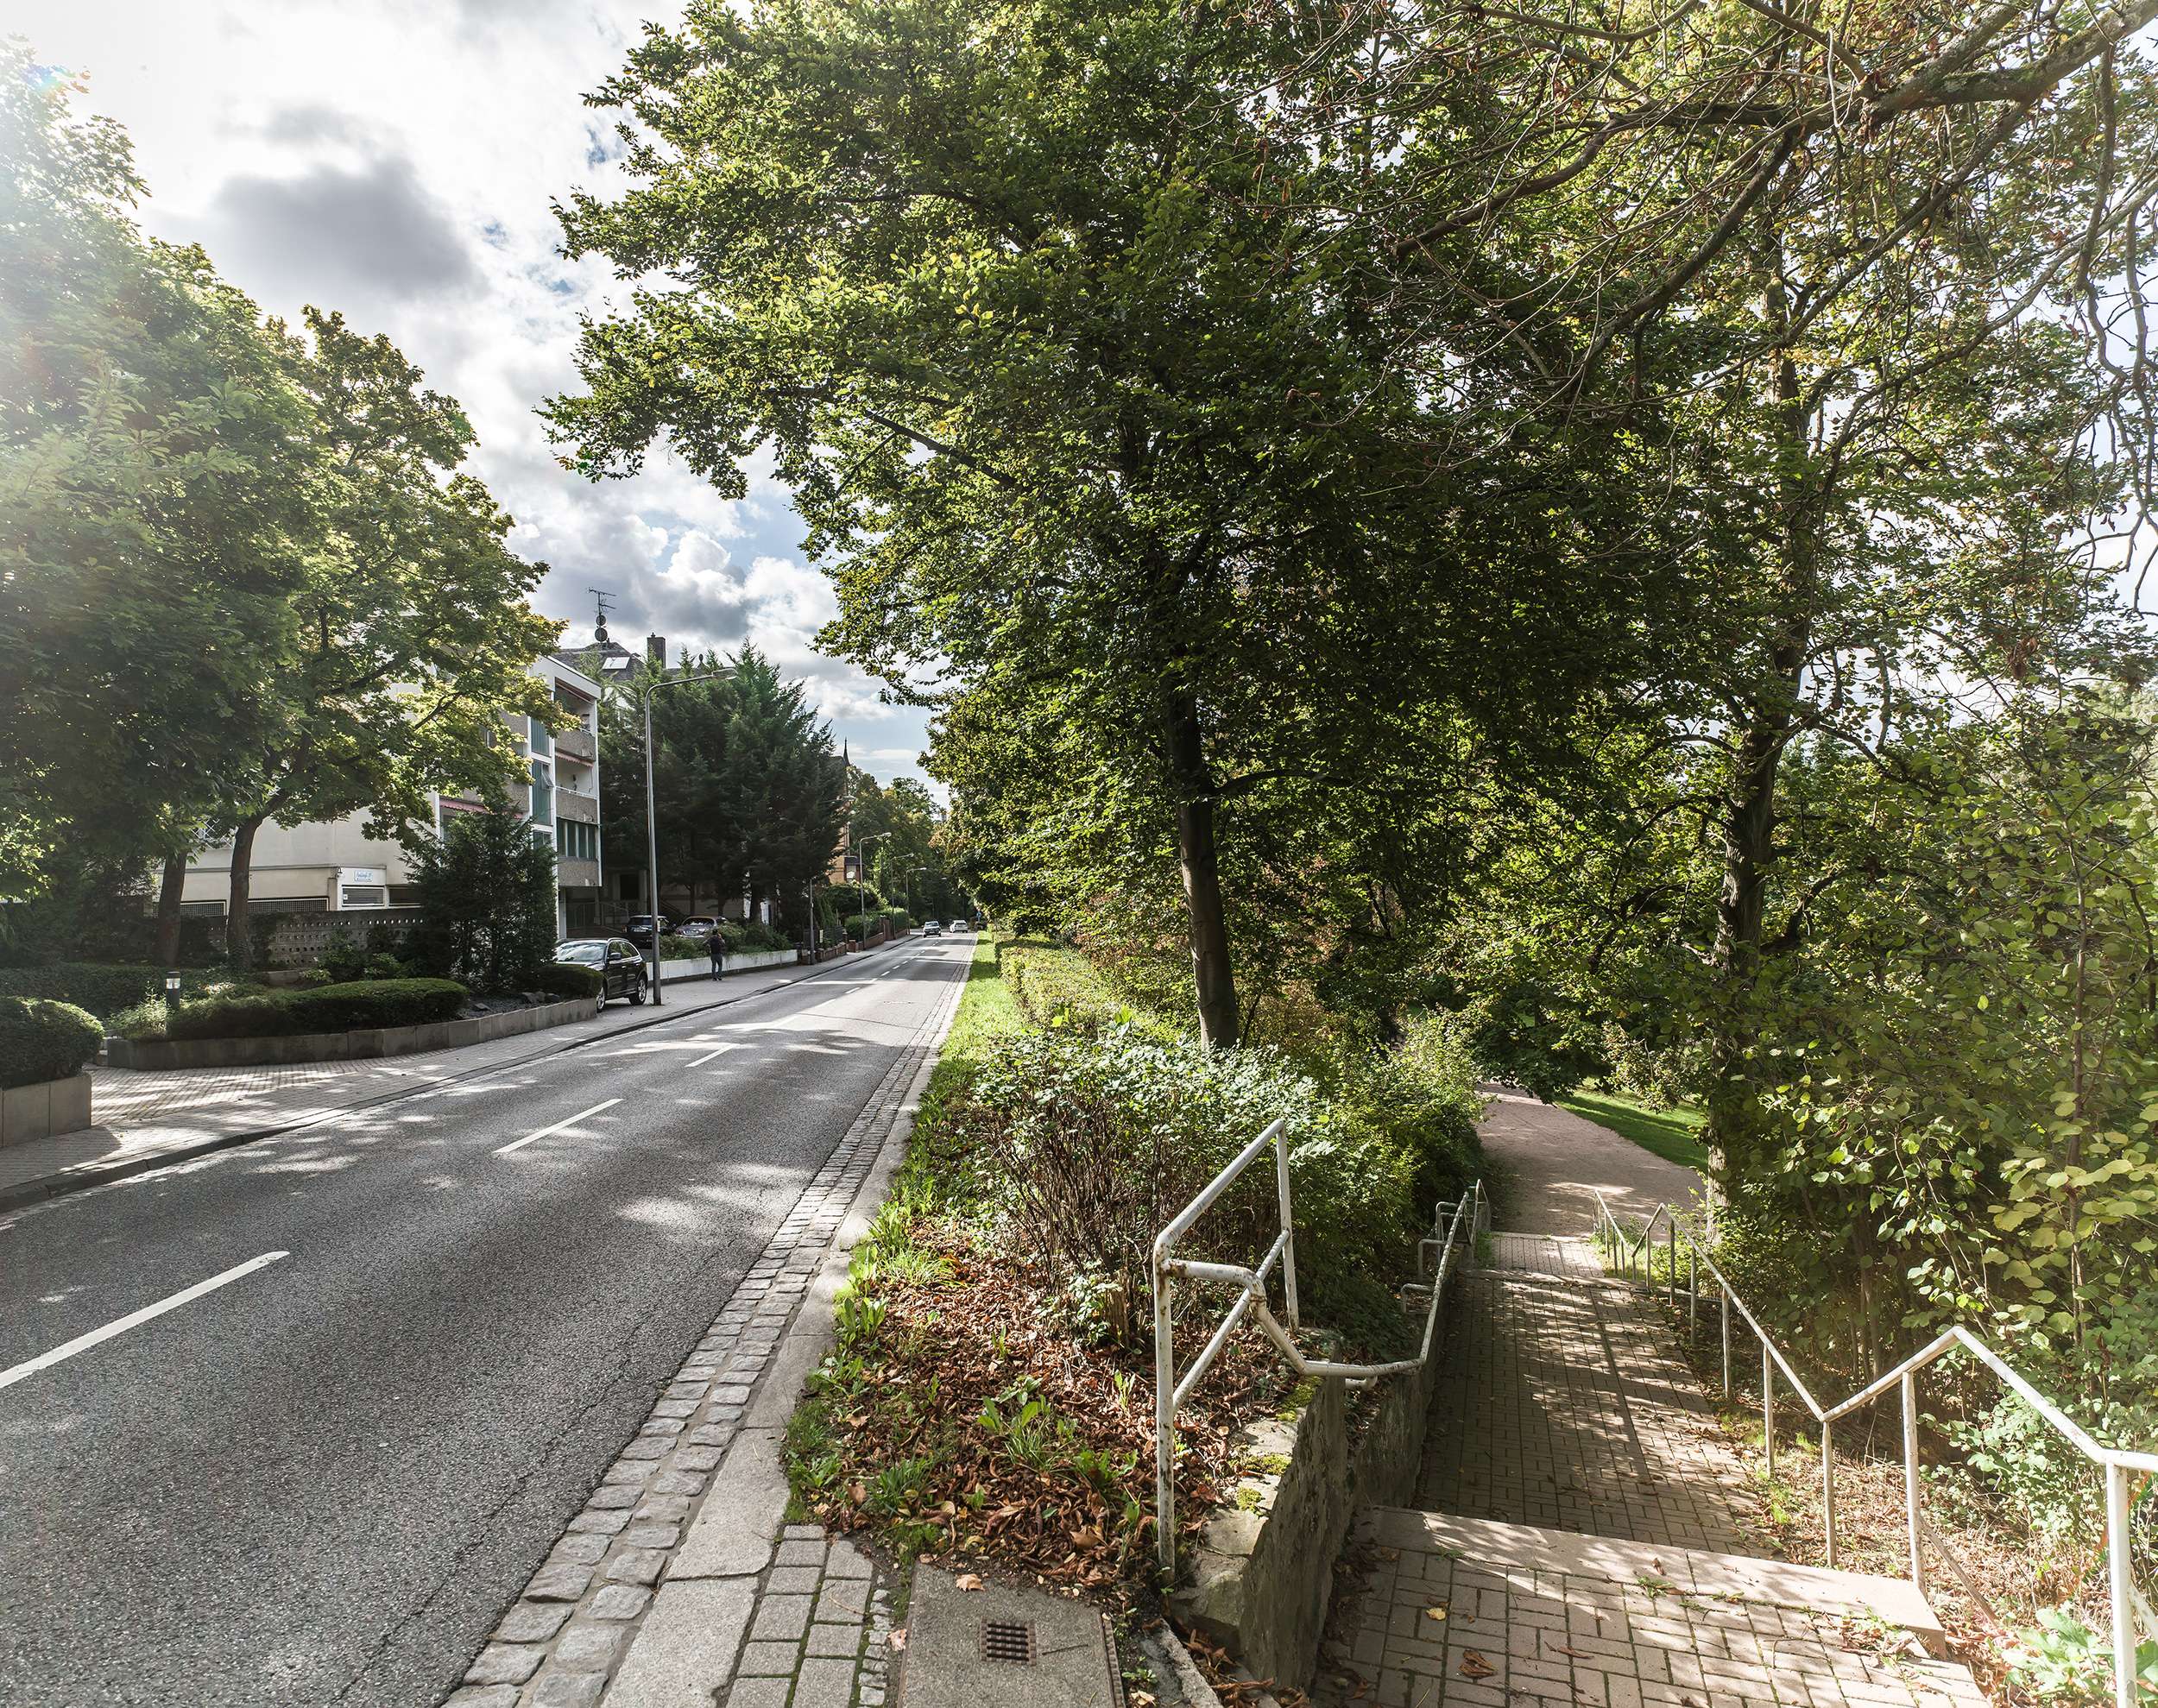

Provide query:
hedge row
left=0, top=997, right=104, bottom=1089
left=537, top=963, right=605, bottom=999
left=0, top=963, right=171, bottom=1019
left=164, top=978, right=469, bottom=1041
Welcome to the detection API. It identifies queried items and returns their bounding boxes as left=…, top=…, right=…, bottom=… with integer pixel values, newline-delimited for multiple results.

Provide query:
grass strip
left=1559, top=1088, right=1710, bottom=1171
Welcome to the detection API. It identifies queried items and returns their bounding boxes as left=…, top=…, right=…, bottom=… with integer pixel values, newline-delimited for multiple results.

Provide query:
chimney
left=646, top=633, right=666, bottom=671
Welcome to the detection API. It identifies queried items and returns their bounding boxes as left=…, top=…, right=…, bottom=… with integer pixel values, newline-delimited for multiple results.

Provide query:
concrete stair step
left=1366, top=1507, right=1948, bottom=1656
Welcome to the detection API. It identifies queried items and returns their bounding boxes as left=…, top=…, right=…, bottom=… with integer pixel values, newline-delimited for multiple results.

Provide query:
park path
left=1316, top=1096, right=1988, bottom=1708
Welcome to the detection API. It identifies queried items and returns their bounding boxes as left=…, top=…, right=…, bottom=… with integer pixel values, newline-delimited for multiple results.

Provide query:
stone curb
left=452, top=953, right=966, bottom=1708
left=0, top=942, right=925, bottom=1218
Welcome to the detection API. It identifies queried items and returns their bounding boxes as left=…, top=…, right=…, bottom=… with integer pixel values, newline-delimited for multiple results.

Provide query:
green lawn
left=1558, top=1088, right=1711, bottom=1172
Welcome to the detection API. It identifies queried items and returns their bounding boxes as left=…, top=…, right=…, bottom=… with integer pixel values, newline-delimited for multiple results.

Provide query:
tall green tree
left=409, top=795, right=559, bottom=993
left=215, top=310, right=559, bottom=968
left=596, top=648, right=846, bottom=925
left=0, top=49, right=310, bottom=922
left=547, top=0, right=1686, bottom=1047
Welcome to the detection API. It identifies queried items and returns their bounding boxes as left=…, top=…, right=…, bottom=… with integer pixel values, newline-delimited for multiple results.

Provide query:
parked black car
left=622, top=914, right=671, bottom=948
left=556, top=937, right=649, bottom=1005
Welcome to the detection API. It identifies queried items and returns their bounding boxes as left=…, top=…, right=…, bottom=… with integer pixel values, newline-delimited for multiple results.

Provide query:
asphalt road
left=0, top=939, right=968, bottom=1708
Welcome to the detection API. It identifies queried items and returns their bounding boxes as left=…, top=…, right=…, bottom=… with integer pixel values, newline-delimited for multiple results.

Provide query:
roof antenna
left=589, top=588, right=615, bottom=646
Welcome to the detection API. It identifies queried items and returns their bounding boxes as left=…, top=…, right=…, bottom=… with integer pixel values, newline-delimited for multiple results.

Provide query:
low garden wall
left=1170, top=1344, right=1441, bottom=1687
left=105, top=995, right=600, bottom=1071
left=658, top=947, right=801, bottom=983
left=0, top=1073, right=92, bottom=1149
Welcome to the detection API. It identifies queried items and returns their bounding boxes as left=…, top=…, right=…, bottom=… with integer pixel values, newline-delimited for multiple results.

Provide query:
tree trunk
left=1704, top=253, right=1818, bottom=1189
left=1165, top=692, right=1240, bottom=1049
left=153, top=848, right=189, bottom=967
left=226, top=816, right=265, bottom=972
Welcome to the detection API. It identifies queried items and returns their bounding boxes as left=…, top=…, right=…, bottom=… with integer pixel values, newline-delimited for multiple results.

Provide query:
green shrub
left=537, top=962, right=605, bottom=999
left=319, top=926, right=366, bottom=983
left=0, top=962, right=165, bottom=1018
left=719, top=920, right=789, bottom=952
left=957, top=1024, right=1427, bottom=1332
left=657, top=934, right=704, bottom=960
left=998, top=940, right=1144, bottom=1033
left=164, top=977, right=468, bottom=1040
left=0, top=997, right=103, bottom=1087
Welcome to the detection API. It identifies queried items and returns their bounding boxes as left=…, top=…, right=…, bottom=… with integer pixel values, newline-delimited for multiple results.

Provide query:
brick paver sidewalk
left=0, top=948, right=911, bottom=1213
left=1309, top=1099, right=1989, bottom=1708
left=1417, top=1253, right=1760, bottom=1553
left=1336, top=1510, right=1987, bottom=1708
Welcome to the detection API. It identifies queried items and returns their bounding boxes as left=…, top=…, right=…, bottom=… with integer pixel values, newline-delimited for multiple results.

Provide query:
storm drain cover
left=981, top=1618, right=1037, bottom=1665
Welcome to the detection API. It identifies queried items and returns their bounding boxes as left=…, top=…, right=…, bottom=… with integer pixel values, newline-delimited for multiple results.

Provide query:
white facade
left=182, top=656, right=606, bottom=937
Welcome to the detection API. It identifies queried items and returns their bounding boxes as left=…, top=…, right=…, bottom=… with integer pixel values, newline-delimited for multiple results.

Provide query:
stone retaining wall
left=1171, top=1342, right=1442, bottom=1687
left=1, top=1073, right=92, bottom=1148
left=105, top=995, right=599, bottom=1072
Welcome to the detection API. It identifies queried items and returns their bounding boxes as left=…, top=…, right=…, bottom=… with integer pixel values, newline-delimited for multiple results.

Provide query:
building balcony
left=557, top=789, right=599, bottom=825
left=558, top=858, right=601, bottom=890
left=555, top=724, right=596, bottom=764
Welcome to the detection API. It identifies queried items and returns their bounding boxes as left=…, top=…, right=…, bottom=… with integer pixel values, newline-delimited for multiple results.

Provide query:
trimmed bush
left=0, top=962, right=165, bottom=1019
left=0, top=997, right=103, bottom=1088
left=722, top=920, right=789, bottom=952
left=164, top=978, right=468, bottom=1041
left=536, top=962, right=605, bottom=999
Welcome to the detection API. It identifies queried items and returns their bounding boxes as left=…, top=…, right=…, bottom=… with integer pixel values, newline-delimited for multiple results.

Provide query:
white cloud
left=3, top=0, right=934, bottom=785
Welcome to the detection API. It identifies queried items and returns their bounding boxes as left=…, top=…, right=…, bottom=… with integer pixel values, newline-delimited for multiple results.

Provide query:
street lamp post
left=640, top=668, right=735, bottom=1007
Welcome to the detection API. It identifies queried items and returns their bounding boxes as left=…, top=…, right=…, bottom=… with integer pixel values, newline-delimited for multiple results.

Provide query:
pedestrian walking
left=708, top=930, right=726, bottom=980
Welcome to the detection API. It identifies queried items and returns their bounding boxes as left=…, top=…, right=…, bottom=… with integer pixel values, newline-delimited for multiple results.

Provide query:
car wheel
left=629, top=975, right=647, bottom=1005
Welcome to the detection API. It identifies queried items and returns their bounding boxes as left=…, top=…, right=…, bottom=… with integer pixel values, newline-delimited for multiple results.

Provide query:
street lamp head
left=164, top=971, right=182, bottom=999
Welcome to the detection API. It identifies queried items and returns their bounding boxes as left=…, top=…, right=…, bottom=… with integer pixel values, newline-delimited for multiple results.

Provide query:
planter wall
left=658, top=947, right=802, bottom=984
left=105, top=995, right=600, bottom=1072
left=1171, top=1343, right=1442, bottom=1688
left=0, top=1073, right=93, bottom=1149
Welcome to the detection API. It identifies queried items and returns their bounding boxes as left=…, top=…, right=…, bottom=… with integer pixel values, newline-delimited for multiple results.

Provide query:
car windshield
left=557, top=942, right=605, bottom=966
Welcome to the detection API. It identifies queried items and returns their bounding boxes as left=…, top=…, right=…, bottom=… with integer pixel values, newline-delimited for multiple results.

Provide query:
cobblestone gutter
left=445, top=961, right=965, bottom=1708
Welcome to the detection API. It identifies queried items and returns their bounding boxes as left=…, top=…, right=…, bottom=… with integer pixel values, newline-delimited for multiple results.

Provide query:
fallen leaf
left=1459, top=1651, right=1495, bottom=1680
left=956, top=1572, right=984, bottom=1591
left=887, top=1629, right=907, bottom=1651
left=1552, top=1644, right=1590, bottom=1659
left=1425, top=1605, right=1448, bottom=1622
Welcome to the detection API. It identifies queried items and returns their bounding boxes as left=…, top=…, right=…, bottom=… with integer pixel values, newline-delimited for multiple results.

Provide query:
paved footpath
left=1318, top=1097, right=1988, bottom=1708
left=0, top=949, right=887, bottom=1210
left=461, top=959, right=968, bottom=1708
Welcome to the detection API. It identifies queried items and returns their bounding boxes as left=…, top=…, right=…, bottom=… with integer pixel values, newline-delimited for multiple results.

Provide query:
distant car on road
left=622, top=914, right=671, bottom=947
left=678, top=917, right=720, bottom=942
left=950, top=918, right=970, bottom=933
left=556, top=937, right=650, bottom=1005
left=921, top=919, right=944, bottom=936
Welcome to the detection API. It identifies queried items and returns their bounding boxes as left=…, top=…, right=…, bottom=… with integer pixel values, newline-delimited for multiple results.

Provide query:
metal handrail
left=1152, top=1116, right=1486, bottom=1572
left=1593, top=1188, right=2155, bottom=1708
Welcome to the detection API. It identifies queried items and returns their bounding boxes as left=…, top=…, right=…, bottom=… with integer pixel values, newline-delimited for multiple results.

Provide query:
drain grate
left=981, top=1617, right=1038, bottom=1665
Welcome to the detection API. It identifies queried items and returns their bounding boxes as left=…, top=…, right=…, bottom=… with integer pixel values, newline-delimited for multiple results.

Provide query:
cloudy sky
left=4, top=0, right=937, bottom=790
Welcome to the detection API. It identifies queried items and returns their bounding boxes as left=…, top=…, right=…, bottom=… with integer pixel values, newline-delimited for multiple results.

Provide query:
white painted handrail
left=1151, top=1116, right=1484, bottom=1572
left=1593, top=1189, right=2155, bottom=1708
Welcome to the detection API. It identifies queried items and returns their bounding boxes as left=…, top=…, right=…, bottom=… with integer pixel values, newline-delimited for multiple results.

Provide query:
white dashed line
left=495, top=1098, right=622, bottom=1157
left=0, top=1251, right=290, bottom=1393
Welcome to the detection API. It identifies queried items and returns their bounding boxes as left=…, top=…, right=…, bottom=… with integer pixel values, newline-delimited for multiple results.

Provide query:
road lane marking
left=686, top=1045, right=741, bottom=1067
left=0, top=1251, right=289, bottom=1392
left=495, top=1098, right=622, bottom=1157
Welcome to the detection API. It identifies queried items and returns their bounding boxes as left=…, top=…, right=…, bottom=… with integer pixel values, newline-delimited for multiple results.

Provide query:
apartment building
left=180, top=656, right=606, bottom=938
